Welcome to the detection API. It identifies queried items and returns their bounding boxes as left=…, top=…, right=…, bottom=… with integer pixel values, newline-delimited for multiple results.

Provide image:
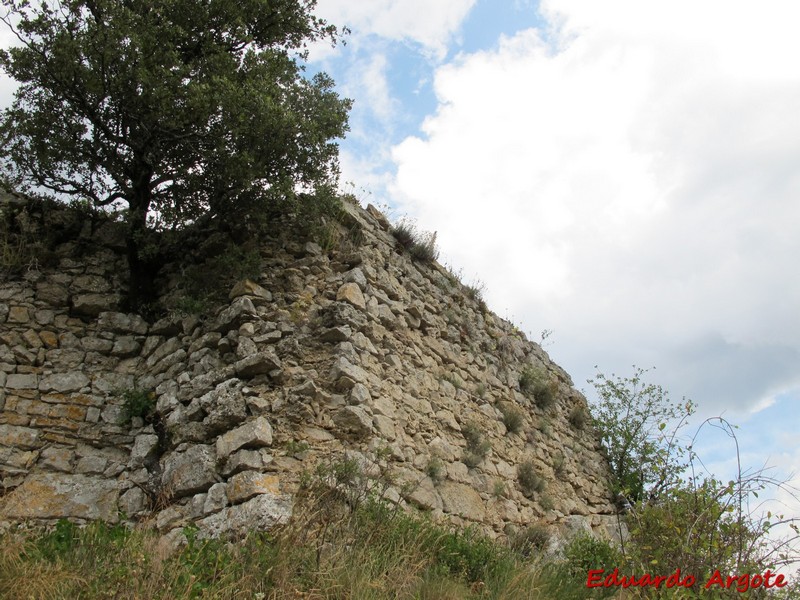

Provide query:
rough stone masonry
left=0, top=192, right=622, bottom=548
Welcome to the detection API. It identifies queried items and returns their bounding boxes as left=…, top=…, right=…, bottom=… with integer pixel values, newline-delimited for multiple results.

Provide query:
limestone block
left=405, top=477, right=443, bottom=511
left=197, top=490, right=292, bottom=539
left=343, top=267, right=368, bottom=291
left=38, top=330, right=58, bottom=348
left=129, top=434, right=160, bottom=468
left=112, top=336, right=141, bottom=357
left=216, top=417, right=273, bottom=459
left=204, top=482, right=229, bottom=514
left=330, top=357, right=368, bottom=390
left=0, top=424, right=41, bottom=449
left=71, top=293, right=120, bottom=317
left=162, top=445, right=217, bottom=498
left=188, top=332, right=222, bottom=354
left=97, top=311, right=149, bottom=335
left=372, top=415, right=396, bottom=440
left=72, top=274, right=111, bottom=294
left=370, top=396, right=396, bottom=419
left=337, top=282, right=366, bottom=310
left=213, top=297, right=257, bottom=333
left=201, top=380, right=247, bottom=434
left=119, top=486, right=148, bottom=517
left=222, top=448, right=273, bottom=477
left=0, top=473, right=119, bottom=521
left=38, top=371, right=90, bottom=393
left=39, top=446, right=75, bottom=472
left=332, top=405, right=374, bottom=439
left=229, top=280, right=272, bottom=304
left=319, top=325, right=351, bottom=342
left=236, top=336, right=258, bottom=359
left=6, top=373, right=38, bottom=390
left=35, top=282, right=69, bottom=305
left=226, top=472, right=281, bottom=505
left=349, top=382, right=371, bottom=405
left=438, top=481, right=486, bottom=522
left=234, top=350, right=282, bottom=378
left=7, top=306, right=30, bottom=323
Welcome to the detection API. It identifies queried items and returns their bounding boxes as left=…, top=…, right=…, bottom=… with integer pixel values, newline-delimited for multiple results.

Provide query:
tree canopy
left=0, top=0, right=351, bottom=307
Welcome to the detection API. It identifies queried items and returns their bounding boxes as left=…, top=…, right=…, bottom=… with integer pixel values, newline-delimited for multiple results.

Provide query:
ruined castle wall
left=0, top=195, right=618, bottom=544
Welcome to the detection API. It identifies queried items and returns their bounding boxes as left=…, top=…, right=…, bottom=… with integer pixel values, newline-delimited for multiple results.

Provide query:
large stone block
left=438, top=481, right=486, bottom=522
left=197, top=490, right=292, bottom=539
left=226, top=472, right=281, bottom=505
left=38, top=372, right=90, bottom=393
left=0, top=473, right=119, bottom=521
left=162, top=445, right=217, bottom=498
left=216, top=417, right=273, bottom=459
left=0, top=424, right=41, bottom=450
left=234, top=350, right=282, bottom=378
left=336, top=282, right=366, bottom=310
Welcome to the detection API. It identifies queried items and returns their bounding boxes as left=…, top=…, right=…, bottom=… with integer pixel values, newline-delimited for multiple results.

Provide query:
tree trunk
left=124, top=169, right=160, bottom=313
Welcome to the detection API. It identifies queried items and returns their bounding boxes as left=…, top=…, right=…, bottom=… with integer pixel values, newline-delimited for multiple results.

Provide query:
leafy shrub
left=493, top=480, right=506, bottom=498
left=499, top=404, right=524, bottom=434
left=120, top=388, right=155, bottom=423
left=568, top=405, right=588, bottom=430
left=517, top=459, right=545, bottom=498
left=389, top=220, right=416, bottom=249
left=563, top=533, right=621, bottom=576
left=461, top=421, right=491, bottom=468
left=426, top=458, right=445, bottom=483
left=510, top=524, right=551, bottom=557
left=390, top=219, right=439, bottom=264
left=441, top=372, right=462, bottom=390
left=533, top=380, right=557, bottom=410
left=178, top=240, right=261, bottom=309
left=519, top=366, right=537, bottom=395
left=588, top=366, right=694, bottom=503
left=409, top=230, right=439, bottom=264
left=553, top=452, right=566, bottom=478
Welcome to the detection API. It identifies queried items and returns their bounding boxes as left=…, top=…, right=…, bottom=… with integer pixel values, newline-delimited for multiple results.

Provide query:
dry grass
left=0, top=490, right=621, bottom=600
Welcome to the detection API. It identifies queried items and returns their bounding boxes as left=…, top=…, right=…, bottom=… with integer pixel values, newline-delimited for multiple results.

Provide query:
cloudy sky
left=308, top=0, right=800, bottom=525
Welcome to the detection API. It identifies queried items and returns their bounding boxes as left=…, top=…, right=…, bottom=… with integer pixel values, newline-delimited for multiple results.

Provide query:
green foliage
left=120, top=388, right=155, bottom=424
left=390, top=219, right=439, bottom=264
left=0, top=203, right=38, bottom=276
left=409, top=231, right=439, bottom=264
left=389, top=220, right=417, bottom=250
left=519, top=366, right=538, bottom=395
left=517, top=459, right=546, bottom=498
left=588, top=366, right=694, bottom=503
left=177, top=240, right=261, bottom=310
left=461, top=421, right=491, bottom=468
left=567, top=405, right=589, bottom=430
left=537, top=534, right=621, bottom=600
left=552, top=452, right=567, bottom=478
left=0, top=0, right=351, bottom=307
left=520, top=366, right=557, bottom=410
left=441, top=372, right=463, bottom=390
left=284, top=440, right=310, bottom=457
left=426, top=457, right=445, bottom=483
left=499, top=404, right=525, bottom=434
left=626, top=478, right=768, bottom=584
left=510, top=524, right=551, bottom=558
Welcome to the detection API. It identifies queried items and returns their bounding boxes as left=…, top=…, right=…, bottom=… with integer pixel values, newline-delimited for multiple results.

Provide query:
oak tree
left=0, top=0, right=351, bottom=308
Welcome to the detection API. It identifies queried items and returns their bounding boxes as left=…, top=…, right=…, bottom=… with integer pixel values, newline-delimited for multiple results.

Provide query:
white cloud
left=390, top=0, right=800, bottom=413
left=314, top=0, right=477, bottom=59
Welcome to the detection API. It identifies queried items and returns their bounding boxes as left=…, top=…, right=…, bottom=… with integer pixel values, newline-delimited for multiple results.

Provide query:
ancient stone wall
left=0, top=194, right=619, bottom=545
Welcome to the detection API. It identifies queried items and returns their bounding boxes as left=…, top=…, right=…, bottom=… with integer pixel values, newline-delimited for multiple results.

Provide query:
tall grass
left=0, top=496, right=600, bottom=600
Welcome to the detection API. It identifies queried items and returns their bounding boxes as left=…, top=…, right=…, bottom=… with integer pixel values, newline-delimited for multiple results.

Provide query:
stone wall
left=0, top=194, right=620, bottom=545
